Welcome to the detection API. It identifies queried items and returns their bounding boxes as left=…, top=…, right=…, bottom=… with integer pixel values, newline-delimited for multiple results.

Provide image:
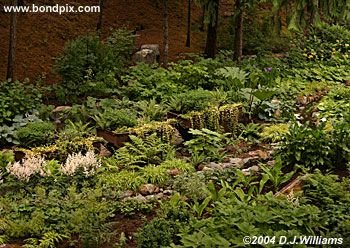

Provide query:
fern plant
left=23, top=231, right=68, bottom=248
left=115, top=133, right=175, bottom=167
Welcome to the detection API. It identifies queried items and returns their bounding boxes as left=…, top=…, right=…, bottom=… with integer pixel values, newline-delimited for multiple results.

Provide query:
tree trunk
left=204, top=0, right=219, bottom=58
left=96, top=0, right=105, bottom=36
left=7, top=0, right=18, bottom=81
left=185, top=0, right=191, bottom=47
left=233, top=0, right=244, bottom=62
left=163, top=0, right=169, bottom=66
left=199, top=5, right=205, bottom=32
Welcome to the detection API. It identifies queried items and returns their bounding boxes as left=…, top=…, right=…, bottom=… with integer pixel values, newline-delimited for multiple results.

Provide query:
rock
left=171, top=129, right=184, bottom=146
left=168, top=168, right=181, bottom=177
left=120, top=190, right=134, bottom=199
left=145, top=195, right=156, bottom=201
left=243, top=156, right=260, bottom=167
left=202, top=166, right=214, bottom=171
left=221, top=163, right=233, bottom=169
left=133, top=194, right=147, bottom=202
left=140, top=44, right=160, bottom=57
left=248, top=165, right=260, bottom=172
left=257, top=150, right=269, bottom=160
left=132, top=44, right=160, bottom=65
left=52, top=106, right=72, bottom=113
left=248, top=151, right=259, bottom=157
left=139, top=184, right=159, bottom=196
left=163, top=189, right=173, bottom=195
left=242, top=165, right=260, bottom=176
left=229, top=157, right=245, bottom=168
left=205, top=162, right=223, bottom=170
left=98, top=144, right=112, bottom=157
left=267, top=160, right=275, bottom=166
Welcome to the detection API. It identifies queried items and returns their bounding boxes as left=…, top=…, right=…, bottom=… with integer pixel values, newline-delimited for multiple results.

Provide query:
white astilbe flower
left=7, top=156, right=46, bottom=182
left=61, top=151, right=101, bottom=177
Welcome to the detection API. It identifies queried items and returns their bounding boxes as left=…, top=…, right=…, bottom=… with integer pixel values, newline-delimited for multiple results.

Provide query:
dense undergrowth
left=0, top=24, right=350, bottom=247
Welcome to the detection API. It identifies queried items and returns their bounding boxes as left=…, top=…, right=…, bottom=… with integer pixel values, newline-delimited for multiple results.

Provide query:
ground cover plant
left=1, top=22, right=350, bottom=248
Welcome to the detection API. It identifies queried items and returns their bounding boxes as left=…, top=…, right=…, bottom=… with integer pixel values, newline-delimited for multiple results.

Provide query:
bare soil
left=0, top=0, right=209, bottom=82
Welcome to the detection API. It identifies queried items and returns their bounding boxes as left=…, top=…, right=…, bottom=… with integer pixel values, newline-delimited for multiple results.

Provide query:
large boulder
left=132, top=44, right=160, bottom=64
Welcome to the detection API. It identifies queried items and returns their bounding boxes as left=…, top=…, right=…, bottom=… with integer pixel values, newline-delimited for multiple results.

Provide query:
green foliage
left=184, top=129, right=228, bottom=163
left=260, top=157, right=295, bottom=192
left=141, top=165, right=169, bottom=185
left=260, top=123, right=289, bottom=142
left=114, top=199, right=155, bottom=216
left=172, top=173, right=208, bottom=202
left=303, top=172, right=350, bottom=244
left=114, top=134, right=175, bottom=167
left=121, top=63, right=182, bottom=102
left=239, top=123, right=261, bottom=143
left=16, top=121, right=55, bottom=147
left=277, top=122, right=334, bottom=170
left=0, top=183, right=115, bottom=247
left=214, top=67, right=247, bottom=91
left=98, top=170, right=146, bottom=192
left=0, top=113, right=42, bottom=145
left=136, top=218, right=180, bottom=248
left=137, top=99, right=167, bottom=122
left=58, top=120, right=95, bottom=141
left=23, top=231, right=68, bottom=248
left=54, top=29, right=135, bottom=103
left=0, top=150, right=14, bottom=169
left=318, top=86, right=350, bottom=120
left=160, top=159, right=194, bottom=172
left=167, top=89, right=214, bottom=114
left=92, top=108, right=137, bottom=131
left=173, top=192, right=323, bottom=247
left=0, top=81, right=42, bottom=125
left=297, top=25, right=350, bottom=64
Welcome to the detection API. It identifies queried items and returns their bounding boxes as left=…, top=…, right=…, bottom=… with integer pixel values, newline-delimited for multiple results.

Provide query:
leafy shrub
left=58, top=120, right=95, bottom=141
left=214, top=66, right=247, bottom=91
left=0, top=81, right=42, bottom=125
left=160, top=159, right=194, bottom=172
left=318, top=86, right=350, bottom=120
left=172, top=173, right=208, bottom=201
left=0, top=184, right=114, bottom=247
left=114, top=199, right=155, bottom=216
left=0, top=150, right=14, bottom=169
left=121, top=64, right=182, bottom=102
left=331, top=115, right=350, bottom=167
left=0, top=114, right=42, bottom=146
left=303, top=172, right=350, bottom=244
left=137, top=99, right=167, bottom=122
left=114, top=134, right=175, bottom=167
left=298, top=24, right=350, bottom=64
left=141, top=165, right=169, bottom=185
left=261, top=123, right=289, bottom=142
left=16, top=121, right=55, bottom=147
left=173, top=192, right=324, bottom=247
left=54, top=29, right=135, bottom=102
left=277, top=122, right=334, bottom=171
left=92, top=108, right=137, bottom=130
left=98, top=170, right=146, bottom=192
left=167, top=89, right=216, bottom=114
left=136, top=218, right=180, bottom=248
left=184, top=129, right=228, bottom=164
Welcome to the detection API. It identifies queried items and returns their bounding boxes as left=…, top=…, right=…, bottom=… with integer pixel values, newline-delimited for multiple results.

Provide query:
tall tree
left=233, top=0, right=243, bottom=62
left=163, top=0, right=169, bottom=66
left=186, top=0, right=192, bottom=47
left=7, top=0, right=19, bottom=81
left=96, top=0, right=105, bottom=36
left=273, top=0, right=350, bottom=31
left=199, top=0, right=220, bottom=58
